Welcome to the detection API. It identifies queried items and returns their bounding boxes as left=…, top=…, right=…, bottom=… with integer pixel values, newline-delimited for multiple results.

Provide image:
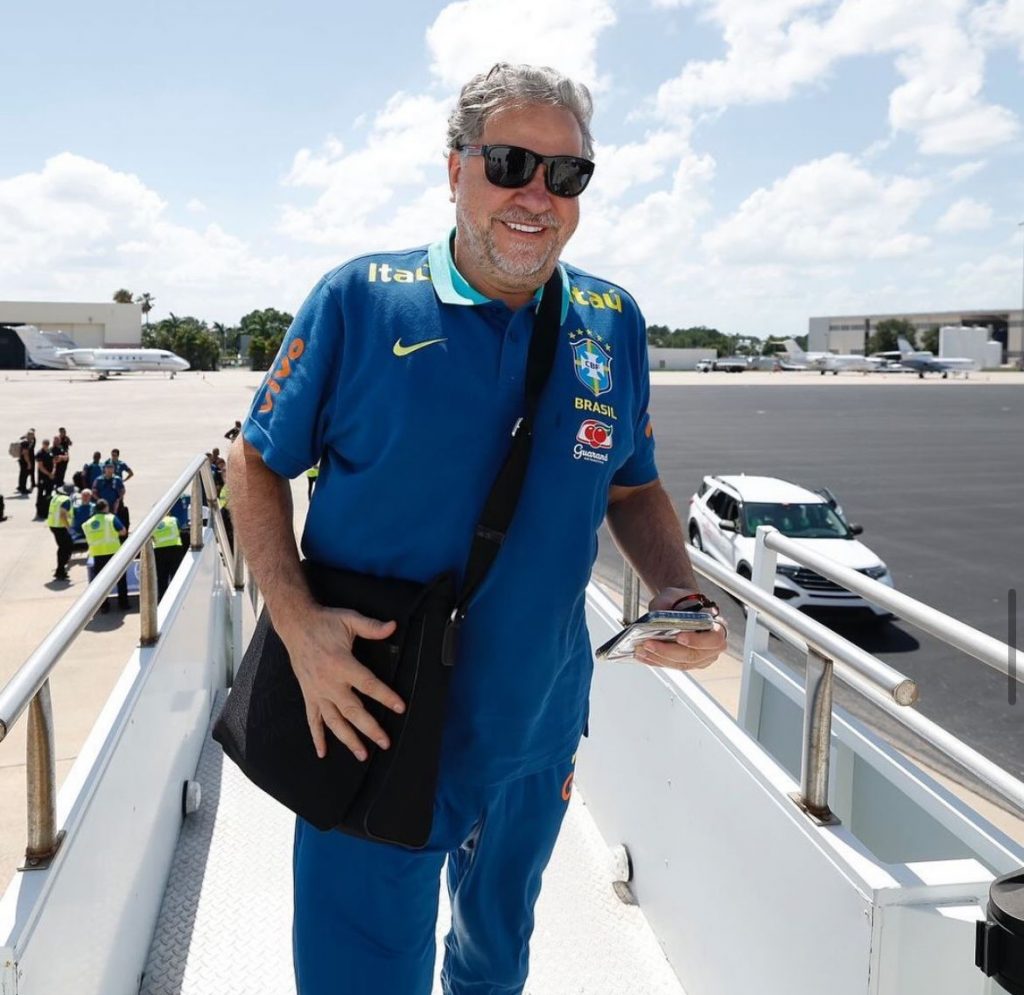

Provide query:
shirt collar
left=427, top=228, right=570, bottom=323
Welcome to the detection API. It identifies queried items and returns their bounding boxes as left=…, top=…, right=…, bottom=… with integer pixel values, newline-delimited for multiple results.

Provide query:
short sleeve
left=242, top=276, right=343, bottom=478
left=611, top=306, right=658, bottom=488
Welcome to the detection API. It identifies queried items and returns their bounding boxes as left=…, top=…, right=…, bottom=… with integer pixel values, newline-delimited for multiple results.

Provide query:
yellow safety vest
left=152, top=516, right=182, bottom=548
left=218, top=485, right=230, bottom=510
left=305, top=465, right=319, bottom=478
left=83, top=514, right=121, bottom=556
left=46, top=493, right=71, bottom=528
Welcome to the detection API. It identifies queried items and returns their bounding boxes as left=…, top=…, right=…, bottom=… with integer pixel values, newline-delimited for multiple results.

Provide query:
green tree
left=646, top=324, right=740, bottom=354
left=112, top=288, right=134, bottom=304
left=135, top=292, right=156, bottom=327
left=920, top=325, right=940, bottom=353
left=145, top=313, right=220, bottom=370
left=240, top=308, right=293, bottom=370
left=869, top=318, right=916, bottom=354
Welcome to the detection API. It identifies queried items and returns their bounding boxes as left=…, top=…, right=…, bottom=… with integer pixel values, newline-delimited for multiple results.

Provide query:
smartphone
left=595, top=610, right=716, bottom=661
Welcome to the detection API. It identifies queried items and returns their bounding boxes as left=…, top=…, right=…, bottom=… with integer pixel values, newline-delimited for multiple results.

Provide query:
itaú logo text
left=576, top=419, right=613, bottom=449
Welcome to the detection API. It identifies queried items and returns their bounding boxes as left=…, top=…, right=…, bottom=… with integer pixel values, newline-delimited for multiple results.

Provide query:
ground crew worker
left=151, top=514, right=183, bottom=598
left=217, top=482, right=233, bottom=550
left=47, top=488, right=74, bottom=581
left=305, top=462, right=319, bottom=500
left=83, top=499, right=129, bottom=613
left=92, top=463, right=127, bottom=529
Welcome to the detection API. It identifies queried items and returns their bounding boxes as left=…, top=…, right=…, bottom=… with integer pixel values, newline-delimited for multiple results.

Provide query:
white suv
left=687, top=475, right=894, bottom=615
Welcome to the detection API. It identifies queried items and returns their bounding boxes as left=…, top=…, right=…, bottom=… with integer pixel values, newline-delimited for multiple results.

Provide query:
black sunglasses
left=458, top=144, right=595, bottom=198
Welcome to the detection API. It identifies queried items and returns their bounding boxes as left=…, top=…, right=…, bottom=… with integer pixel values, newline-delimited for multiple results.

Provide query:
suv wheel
left=689, top=524, right=703, bottom=550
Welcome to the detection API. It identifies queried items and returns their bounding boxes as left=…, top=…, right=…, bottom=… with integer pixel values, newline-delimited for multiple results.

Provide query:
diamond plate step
left=142, top=692, right=686, bottom=995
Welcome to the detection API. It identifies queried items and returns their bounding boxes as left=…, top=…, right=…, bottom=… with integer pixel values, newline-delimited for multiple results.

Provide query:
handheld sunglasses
left=458, top=144, right=595, bottom=198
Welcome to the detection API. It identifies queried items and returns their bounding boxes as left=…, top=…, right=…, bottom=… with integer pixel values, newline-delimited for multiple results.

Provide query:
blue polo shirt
left=92, top=474, right=125, bottom=508
left=243, top=231, right=657, bottom=785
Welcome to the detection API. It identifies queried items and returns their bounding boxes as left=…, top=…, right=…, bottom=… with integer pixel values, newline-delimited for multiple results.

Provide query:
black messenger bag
left=212, top=269, right=563, bottom=848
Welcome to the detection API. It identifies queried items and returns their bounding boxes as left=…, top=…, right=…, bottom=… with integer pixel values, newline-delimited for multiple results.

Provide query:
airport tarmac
left=1, top=368, right=1022, bottom=887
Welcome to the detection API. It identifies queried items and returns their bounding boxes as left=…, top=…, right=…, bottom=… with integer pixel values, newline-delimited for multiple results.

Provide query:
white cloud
left=653, top=0, right=1019, bottom=155
left=971, top=0, right=1024, bottom=59
left=887, top=19, right=1019, bottom=155
left=186, top=198, right=207, bottom=214
left=951, top=248, right=1023, bottom=302
left=278, top=93, right=453, bottom=250
left=426, top=0, right=616, bottom=91
left=948, top=159, right=987, bottom=181
left=0, top=153, right=318, bottom=324
left=935, top=196, right=993, bottom=231
left=702, top=153, right=931, bottom=263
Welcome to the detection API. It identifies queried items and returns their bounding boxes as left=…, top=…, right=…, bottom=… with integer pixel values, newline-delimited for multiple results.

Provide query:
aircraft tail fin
left=897, top=336, right=915, bottom=354
left=783, top=338, right=807, bottom=361
left=13, top=326, right=71, bottom=368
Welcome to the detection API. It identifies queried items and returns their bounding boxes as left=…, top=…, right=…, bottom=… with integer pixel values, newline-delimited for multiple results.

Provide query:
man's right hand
left=280, top=606, right=404, bottom=762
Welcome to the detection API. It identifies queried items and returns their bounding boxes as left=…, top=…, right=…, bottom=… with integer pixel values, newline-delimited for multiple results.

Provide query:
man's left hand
left=633, top=589, right=728, bottom=672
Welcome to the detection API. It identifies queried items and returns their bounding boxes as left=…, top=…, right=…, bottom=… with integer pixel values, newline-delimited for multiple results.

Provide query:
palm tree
left=112, top=288, right=133, bottom=304
left=135, top=292, right=156, bottom=327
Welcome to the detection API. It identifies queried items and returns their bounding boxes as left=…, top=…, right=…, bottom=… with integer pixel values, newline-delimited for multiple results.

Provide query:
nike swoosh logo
left=393, top=337, right=447, bottom=357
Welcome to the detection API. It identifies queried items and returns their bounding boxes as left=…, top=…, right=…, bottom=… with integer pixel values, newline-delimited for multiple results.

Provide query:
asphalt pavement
left=594, top=381, right=1024, bottom=782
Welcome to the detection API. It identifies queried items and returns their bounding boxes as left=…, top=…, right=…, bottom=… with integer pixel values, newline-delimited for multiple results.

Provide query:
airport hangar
left=0, top=300, right=142, bottom=368
left=809, top=308, right=1023, bottom=364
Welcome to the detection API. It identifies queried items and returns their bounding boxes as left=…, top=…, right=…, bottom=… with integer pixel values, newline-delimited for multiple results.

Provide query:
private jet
left=870, top=337, right=979, bottom=379
left=15, top=325, right=190, bottom=379
left=783, top=339, right=882, bottom=375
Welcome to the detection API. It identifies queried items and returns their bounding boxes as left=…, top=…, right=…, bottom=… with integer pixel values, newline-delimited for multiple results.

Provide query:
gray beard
left=456, top=208, right=562, bottom=289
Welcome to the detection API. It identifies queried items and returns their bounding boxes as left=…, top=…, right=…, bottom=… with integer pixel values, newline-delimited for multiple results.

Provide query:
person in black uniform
left=50, top=431, right=70, bottom=488
left=16, top=430, right=35, bottom=495
left=34, top=439, right=54, bottom=519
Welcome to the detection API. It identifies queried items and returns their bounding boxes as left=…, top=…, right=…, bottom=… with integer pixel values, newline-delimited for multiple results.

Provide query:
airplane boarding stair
left=2, top=456, right=1024, bottom=994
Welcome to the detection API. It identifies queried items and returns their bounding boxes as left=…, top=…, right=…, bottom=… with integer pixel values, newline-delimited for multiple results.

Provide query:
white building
left=0, top=301, right=143, bottom=348
left=647, top=347, right=717, bottom=371
left=808, top=308, right=1022, bottom=365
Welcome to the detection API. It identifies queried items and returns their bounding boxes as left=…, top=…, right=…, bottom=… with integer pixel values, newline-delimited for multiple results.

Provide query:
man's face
left=448, top=103, right=584, bottom=303
left=104, top=466, right=113, bottom=478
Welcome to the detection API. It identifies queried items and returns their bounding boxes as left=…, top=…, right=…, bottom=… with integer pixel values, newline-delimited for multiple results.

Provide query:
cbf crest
left=570, top=331, right=613, bottom=397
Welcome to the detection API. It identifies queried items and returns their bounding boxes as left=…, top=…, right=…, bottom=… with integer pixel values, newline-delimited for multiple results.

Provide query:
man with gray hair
left=228, top=62, right=725, bottom=994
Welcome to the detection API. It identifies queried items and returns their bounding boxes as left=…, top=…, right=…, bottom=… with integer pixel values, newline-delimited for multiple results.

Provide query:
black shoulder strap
left=441, top=267, right=563, bottom=662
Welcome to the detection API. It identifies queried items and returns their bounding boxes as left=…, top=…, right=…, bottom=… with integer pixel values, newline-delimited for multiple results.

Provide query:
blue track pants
left=292, top=753, right=577, bottom=995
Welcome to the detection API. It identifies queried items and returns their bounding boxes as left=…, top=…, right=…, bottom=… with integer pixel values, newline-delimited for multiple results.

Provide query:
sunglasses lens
left=483, top=146, right=537, bottom=188
left=547, top=157, right=593, bottom=197
left=478, top=145, right=594, bottom=197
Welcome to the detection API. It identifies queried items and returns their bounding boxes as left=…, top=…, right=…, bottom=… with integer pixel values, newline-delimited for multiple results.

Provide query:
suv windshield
left=742, top=502, right=850, bottom=539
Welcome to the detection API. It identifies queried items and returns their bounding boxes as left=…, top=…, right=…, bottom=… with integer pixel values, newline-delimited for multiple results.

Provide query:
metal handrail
left=0, top=454, right=239, bottom=868
left=686, top=544, right=918, bottom=705
left=763, top=529, right=1024, bottom=681
left=657, top=525, right=1024, bottom=822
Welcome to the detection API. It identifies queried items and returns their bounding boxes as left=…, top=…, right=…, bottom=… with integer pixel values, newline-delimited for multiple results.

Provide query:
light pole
left=1018, top=222, right=1024, bottom=369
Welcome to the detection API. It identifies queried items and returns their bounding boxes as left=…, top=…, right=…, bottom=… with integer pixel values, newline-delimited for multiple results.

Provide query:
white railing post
left=623, top=562, right=642, bottom=625
left=739, top=526, right=779, bottom=728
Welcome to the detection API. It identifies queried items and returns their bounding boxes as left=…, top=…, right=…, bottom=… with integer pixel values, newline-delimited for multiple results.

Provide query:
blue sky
left=2, top=0, right=1022, bottom=335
